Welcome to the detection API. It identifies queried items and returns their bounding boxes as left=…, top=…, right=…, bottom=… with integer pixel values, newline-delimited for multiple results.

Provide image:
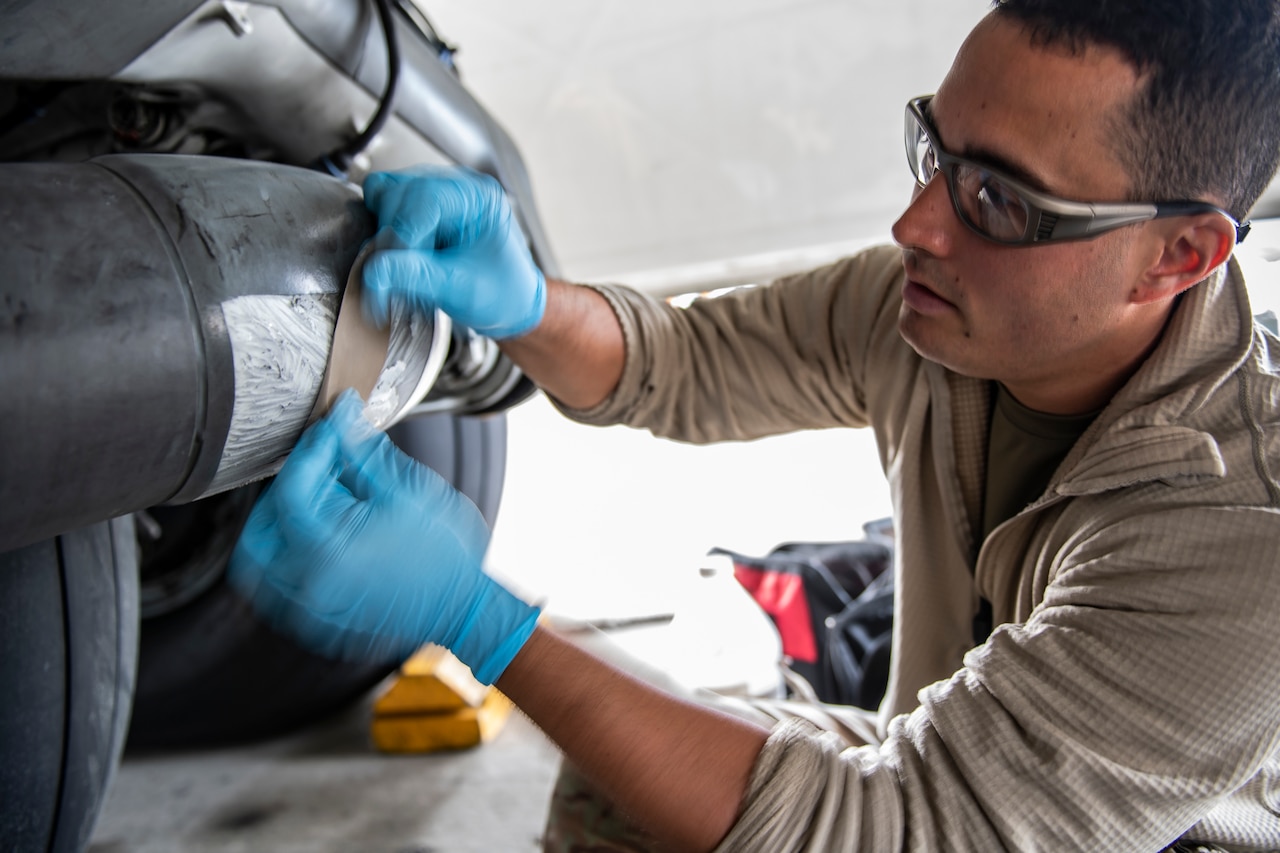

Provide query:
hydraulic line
left=321, top=0, right=401, bottom=174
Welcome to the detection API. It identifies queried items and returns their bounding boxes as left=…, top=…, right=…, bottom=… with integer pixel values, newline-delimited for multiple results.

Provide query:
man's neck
left=1002, top=300, right=1179, bottom=415
left=1001, top=375, right=1130, bottom=416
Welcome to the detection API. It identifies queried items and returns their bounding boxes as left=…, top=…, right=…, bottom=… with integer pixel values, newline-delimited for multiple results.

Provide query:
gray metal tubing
left=0, top=0, right=203, bottom=78
left=0, top=154, right=371, bottom=552
left=267, top=0, right=372, bottom=81
left=271, top=0, right=561, bottom=277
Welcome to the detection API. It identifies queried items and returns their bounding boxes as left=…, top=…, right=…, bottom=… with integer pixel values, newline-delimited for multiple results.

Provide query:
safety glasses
left=904, top=95, right=1247, bottom=245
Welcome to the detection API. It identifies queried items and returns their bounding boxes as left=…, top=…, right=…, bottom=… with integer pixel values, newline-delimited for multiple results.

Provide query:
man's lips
left=902, top=277, right=958, bottom=316
left=900, top=252, right=959, bottom=316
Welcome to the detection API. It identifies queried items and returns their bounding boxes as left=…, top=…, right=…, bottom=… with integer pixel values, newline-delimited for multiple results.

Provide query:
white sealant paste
left=209, top=292, right=338, bottom=493
left=206, top=291, right=446, bottom=497
left=365, top=359, right=406, bottom=427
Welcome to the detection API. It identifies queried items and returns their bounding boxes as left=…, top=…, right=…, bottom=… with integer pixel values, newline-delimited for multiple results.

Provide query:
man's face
left=892, top=14, right=1161, bottom=414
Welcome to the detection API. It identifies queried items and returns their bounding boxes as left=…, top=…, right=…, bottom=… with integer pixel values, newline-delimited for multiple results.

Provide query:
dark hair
left=991, top=0, right=1280, bottom=222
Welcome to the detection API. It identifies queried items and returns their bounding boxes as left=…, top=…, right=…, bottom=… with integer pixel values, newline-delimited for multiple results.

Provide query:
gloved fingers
left=227, top=470, right=349, bottom=608
left=361, top=247, right=447, bottom=327
left=343, top=431, right=415, bottom=503
left=227, top=482, right=286, bottom=600
left=364, top=164, right=492, bottom=210
left=232, top=560, right=305, bottom=634
left=281, top=605, right=415, bottom=663
left=360, top=168, right=406, bottom=212
left=336, top=418, right=493, bottom=558
left=338, top=423, right=482, bottom=535
left=322, top=390, right=408, bottom=502
left=360, top=166, right=545, bottom=337
left=325, top=389, right=378, bottom=450
left=362, top=246, right=542, bottom=338
left=272, top=551, right=426, bottom=664
left=364, top=167, right=509, bottom=250
left=362, top=165, right=460, bottom=219
left=269, top=414, right=361, bottom=546
left=430, top=243, right=547, bottom=338
left=226, top=420, right=335, bottom=593
left=380, top=190, right=443, bottom=254
left=247, top=581, right=413, bottom=664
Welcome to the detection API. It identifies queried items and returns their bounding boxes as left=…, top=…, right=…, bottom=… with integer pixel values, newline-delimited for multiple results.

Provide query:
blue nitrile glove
left=228, top=391, right=540, bottom=684
left=361, top=166, right=546, bottom=340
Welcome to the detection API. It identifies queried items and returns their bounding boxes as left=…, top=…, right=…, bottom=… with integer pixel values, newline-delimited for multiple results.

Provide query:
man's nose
left=891, top=174, right=957, bottom=256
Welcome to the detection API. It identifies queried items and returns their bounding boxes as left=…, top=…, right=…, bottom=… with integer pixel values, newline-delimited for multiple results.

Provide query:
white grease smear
left=209, top=292, right=338, bottom=494
left=369, top=306, right=442, bottom=428
left=365, top=359, right=407, bottom=428
left=205, top=290, right=446, bottom=497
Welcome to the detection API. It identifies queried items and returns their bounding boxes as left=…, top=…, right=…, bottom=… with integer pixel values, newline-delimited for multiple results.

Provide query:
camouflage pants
left=541, top=760, right=660, bottom=853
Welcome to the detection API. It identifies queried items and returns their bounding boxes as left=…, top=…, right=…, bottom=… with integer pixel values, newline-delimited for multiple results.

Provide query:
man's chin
left=897, top=309, right=987, bottom=378
left=897, top=304, right=943, bottom=360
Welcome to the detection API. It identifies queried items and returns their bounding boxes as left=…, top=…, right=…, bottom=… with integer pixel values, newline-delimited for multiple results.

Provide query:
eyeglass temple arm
left=1037, top=205, right=1249, bottom=244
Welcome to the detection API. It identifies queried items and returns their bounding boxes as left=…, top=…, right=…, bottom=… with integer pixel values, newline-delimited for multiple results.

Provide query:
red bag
left=711, top=521, right=895, bottom=709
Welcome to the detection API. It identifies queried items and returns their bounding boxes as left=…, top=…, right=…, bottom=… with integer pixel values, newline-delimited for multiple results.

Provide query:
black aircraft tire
left=125, top=411, right=507, bottom=749
left=0, top=517, right=139, bottom=852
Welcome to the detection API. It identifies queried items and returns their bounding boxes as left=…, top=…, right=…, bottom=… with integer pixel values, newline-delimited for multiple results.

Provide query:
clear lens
left=905, top=109, right=933, bottom=185
left=952, top=164, right=1030, bottom=242
left=905, top=98, right=1032, bottom=243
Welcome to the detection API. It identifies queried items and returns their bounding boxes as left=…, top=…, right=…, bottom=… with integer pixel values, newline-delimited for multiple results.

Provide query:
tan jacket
left=561, top=245, right=1280, bottom=851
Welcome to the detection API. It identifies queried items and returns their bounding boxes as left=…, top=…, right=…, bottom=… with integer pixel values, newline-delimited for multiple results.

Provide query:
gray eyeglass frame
left=906, top=95, right=1248, bottom=246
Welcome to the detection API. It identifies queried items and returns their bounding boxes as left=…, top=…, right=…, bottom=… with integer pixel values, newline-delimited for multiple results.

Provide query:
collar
left=1047, top=258, right=1251, bottom=495
left=932, top=258, right=1252, bottom=551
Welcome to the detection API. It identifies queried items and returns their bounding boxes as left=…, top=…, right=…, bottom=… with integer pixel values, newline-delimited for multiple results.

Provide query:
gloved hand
left=361, top=165, right=546, bottom=340
left=228, top=391, right=540, bottom=684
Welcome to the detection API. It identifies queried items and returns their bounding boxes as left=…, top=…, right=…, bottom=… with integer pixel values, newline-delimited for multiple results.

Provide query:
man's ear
left=1131, top=213, right=1236, bottom=305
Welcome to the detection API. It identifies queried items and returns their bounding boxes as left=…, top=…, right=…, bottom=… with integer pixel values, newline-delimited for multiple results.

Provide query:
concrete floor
left=91, top=696, right=560, bottom=853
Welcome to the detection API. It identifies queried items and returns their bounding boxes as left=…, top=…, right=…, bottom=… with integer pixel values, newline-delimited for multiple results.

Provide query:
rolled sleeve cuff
left=546, top=283, right=656, bottom=426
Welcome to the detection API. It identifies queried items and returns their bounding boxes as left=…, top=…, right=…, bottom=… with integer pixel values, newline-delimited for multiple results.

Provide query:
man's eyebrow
left=959, top=143, right=1053, bottom=193
left=924, top=101, right=1054, bottom=193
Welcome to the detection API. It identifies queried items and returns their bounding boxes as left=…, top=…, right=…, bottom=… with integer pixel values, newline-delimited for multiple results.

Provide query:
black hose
left=322, top=0, right=401, bottom=174
left=0, top=82, right=72, bottom=141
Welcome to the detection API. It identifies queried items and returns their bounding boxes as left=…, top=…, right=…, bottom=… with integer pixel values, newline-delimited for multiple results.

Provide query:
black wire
left=325, top=0, right=401, bottom=172
left=395, top=1, right=458, bottom=73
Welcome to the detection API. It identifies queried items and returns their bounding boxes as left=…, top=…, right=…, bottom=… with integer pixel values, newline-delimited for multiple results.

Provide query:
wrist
left=451, top=574, right=541, bottom=684
left=491, top=269, right=547, bottom=340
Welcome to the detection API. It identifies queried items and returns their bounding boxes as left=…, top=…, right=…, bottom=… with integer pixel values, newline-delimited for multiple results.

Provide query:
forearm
left=498, top=278, right=625, bottom=410
left=497, top=626, right=770, bottom=852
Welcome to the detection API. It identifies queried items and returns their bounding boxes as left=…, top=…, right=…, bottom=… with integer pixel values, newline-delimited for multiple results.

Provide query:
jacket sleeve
left=552, top=245, right=905, bottom=443
left=716, top=505, right=1280, bottom=851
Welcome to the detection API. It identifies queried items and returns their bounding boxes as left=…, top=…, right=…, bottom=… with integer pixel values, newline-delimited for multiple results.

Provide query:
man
left=229, top=1, right=1280, bottom=849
